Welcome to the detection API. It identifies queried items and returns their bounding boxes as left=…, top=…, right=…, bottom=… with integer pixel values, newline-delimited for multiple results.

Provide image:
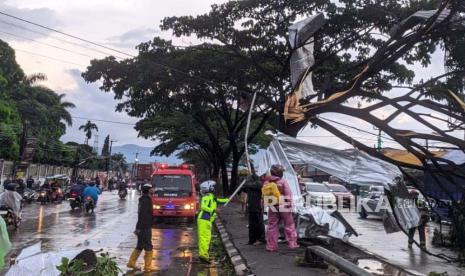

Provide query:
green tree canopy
left=84, top=38, right=272, bottom=192
left=84, top=0, right=465, bottom=192
left=0, top=39, right=76, bottom=164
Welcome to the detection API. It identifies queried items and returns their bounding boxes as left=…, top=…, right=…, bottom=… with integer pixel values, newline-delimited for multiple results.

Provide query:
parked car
left=429, top=198, right=452, bottom=223
left=359, top=185, right=386, bottom=219
left=325, top=183, right=354, bottom=207
left=304, top=182, right=336, bottom=209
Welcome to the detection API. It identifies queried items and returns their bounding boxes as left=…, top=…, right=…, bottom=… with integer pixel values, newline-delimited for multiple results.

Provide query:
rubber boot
left=126, top=249, right=141, bottom=270
left=144, top=250, right=156, bottom=272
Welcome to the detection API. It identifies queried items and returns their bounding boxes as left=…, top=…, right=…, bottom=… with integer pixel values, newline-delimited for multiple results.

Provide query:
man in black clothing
left=243, top=164, right=265, bottom=245
left=3, top=177, right=12, bottom=189
left=127, top=184, right=155, bottom=272
left=26, top=177, right=34, bottom=189
left=15, top=177, right=26, bottom=196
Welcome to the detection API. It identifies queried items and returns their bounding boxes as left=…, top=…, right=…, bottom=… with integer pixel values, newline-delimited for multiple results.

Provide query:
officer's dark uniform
left=136, top=193, right=153, bottom=251
left=243, top=174, right=265, bottom=244
left=127, top=187, right=156, bottom=271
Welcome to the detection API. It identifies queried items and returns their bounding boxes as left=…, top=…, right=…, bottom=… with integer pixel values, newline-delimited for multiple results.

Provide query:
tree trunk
left=220, top=161, right=229, bottom=196
left=282, top=119, right=307, bottom=137
left=211, top=163, right=220, bottom=182
left=228, top=154, right=240, bottom=194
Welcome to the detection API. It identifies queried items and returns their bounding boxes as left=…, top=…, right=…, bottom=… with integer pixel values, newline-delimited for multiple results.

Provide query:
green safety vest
left=198, top=193, right=228, bottom=222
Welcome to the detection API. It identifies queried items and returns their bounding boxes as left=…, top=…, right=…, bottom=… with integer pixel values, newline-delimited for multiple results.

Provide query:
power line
left=319, top=116, right=397, bottom=142
left=0, top=10, right=227, bottom=87
left=0, top=18, right=126, bottom=59
left=0, top=30, right=95, bottom=59
left=13, top=47, right=88, bottom=67
left=0, top=11, right=133, bottom=58
left=72, top=116, right=136, bottom=126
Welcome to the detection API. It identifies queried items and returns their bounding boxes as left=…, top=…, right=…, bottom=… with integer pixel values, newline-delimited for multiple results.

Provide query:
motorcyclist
left=108, top=177, right=115, bottom=192
left=49, top=180, right=63, bottom=202
left=82, top=182, right=101, bottom=205
left=118, top=180, right=128, bottom=191
left=26, top=177, right=34, bottom=189
left=197, top=180, right=228, bottom=263
left=0, top=183, right=23, bottom=219
left=70, top=181, right=86, bottom=203
left=41, top=180, right=51, bottom=190
left=15, top=177, right=26, bottom=196
left=2, top=177, right=12, bottom=190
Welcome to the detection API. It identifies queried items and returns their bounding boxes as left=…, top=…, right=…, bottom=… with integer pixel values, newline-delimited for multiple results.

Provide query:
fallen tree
left=285, top=0, right=465, bottom=257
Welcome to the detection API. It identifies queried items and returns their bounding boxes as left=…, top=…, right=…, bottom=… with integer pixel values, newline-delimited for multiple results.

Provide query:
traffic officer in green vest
left=197, top=180, right=229, bottom=263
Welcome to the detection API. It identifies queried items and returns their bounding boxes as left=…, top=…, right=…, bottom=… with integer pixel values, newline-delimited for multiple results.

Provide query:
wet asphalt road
left=5, top=190, right=213, bottom=276
left=343, top=211, right=465, bottom=276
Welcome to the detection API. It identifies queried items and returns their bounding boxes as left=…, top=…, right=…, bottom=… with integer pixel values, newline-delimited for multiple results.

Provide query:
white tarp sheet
left=289, top=14, right=325, bottom=98
left=258, top=138, right=302, bottom=201
left=0, top=191, right=23, bottom=216
left=259, top=133, right=420, bottom=232
left=296, top=206, right=347, bottom=239
left=6, top=242, right=80, bottom=276
left=274, top=134, right=401, bottom=187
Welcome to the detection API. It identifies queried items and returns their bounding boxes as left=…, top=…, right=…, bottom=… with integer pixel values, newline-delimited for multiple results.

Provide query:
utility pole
left=107, top=138, right=117, bottom=180
left=373, top=126, right=383, bottom=151
left=13, top=120, right=28, bottom=178
left=132, top=152, right=140, bottom=180
left=71, top=145, right=80, bottom=181
left=93, top=133, right=99, bottom=153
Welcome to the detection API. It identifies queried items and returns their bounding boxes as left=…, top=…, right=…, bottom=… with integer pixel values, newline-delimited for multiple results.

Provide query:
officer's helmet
left=199, top=180, right=216, bottom=194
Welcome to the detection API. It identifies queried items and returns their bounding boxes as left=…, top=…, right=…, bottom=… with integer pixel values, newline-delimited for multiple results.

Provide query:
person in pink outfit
left=265, top=164, right=299, bottom=252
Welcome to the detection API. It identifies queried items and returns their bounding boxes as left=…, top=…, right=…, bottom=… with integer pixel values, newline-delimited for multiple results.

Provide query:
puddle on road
left=357, top=258, right=409, bottom=276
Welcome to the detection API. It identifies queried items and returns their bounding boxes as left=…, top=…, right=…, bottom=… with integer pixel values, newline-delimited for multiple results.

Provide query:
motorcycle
left=0, top=206, right=21, bottom=229
left=37, top=189, right=49, bottom=205
left=84, top=196, right=95, bottom=214
left=69, top=192, right=83, bottom=210
left=50, top=187, right=64, bottom=204
left=22, top=188, right=36, bottom=204
left=64, top=186, right=71, bottom=200
left=118, top=188, right=128, bottom=200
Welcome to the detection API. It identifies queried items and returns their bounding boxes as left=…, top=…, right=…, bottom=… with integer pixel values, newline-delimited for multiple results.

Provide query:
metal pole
left=224, top=92, right=257, bottom=207
left=244, top=92, right=257, bottom=173
left=224, top=179, right=246, bottom=207
left=132, top=152, right=139, bottom=186
left=0, top=159, right=4, bottom=186
left=306, top=246, right=372, bottom=276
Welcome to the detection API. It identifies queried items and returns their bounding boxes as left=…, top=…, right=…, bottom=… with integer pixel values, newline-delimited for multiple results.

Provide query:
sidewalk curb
left=215, top=219, right=254, bottom=276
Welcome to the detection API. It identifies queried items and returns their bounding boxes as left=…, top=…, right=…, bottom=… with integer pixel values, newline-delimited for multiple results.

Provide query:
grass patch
left=211, top=230, right=235, bottom=276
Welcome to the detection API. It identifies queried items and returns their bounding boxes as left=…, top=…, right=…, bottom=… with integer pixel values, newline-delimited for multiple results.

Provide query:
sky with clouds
left=0, top=0, right=461, bottom=152
left=0, top=0, right=228, bottom=149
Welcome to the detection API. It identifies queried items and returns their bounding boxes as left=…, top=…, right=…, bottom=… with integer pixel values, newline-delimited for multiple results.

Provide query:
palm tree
left=79, top=120, right=98, bottom=145
left=55, top=93, right=76, bottom=126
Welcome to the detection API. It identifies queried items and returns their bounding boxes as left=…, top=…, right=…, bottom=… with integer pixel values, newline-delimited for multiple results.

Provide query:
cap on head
left=142, top=183, right=152, bottom=194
